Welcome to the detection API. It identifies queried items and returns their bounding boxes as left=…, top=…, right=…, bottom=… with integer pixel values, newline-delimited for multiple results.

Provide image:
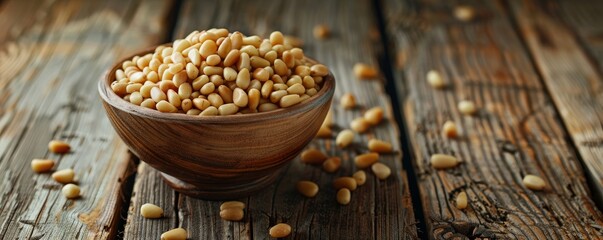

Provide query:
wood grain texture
left=124, top=0, right=417, bottom=239
left=100, top=49, right=335, bottom=199
left=0, top=0, right=173, bottom=239
left=383, top=0, right=603, bottom=238
left=507, top=0, right=603, bottom=205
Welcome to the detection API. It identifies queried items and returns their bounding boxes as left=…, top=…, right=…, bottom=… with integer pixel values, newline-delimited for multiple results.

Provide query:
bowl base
left=160, top=171, right=284, bottom=200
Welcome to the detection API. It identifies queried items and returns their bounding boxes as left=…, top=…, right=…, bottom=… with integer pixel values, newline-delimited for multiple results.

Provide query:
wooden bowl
left=98, top=48, right=335, bottom=200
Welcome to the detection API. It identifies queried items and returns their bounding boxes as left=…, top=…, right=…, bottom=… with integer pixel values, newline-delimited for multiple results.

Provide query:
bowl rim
left=99, top=45, right=335, bottom=124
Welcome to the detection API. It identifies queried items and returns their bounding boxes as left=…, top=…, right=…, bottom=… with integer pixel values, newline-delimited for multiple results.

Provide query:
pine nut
left=427, top=70, right=445, bottom=89
left=62, top=183, right=80, bottom=199
left=364, top=107, right=384, bottom=125
left=141, top=99, right=156, bottom=109
left=350, top=117, right=370, bottom=133
left=336, top=129, right=355, bottom=148
left=220, top=201, right=245, bottom=211
left=140, top=203, right=164, bottom=218
left=316, top=126, right=332, bottom=138
left=248, top=89, right=260, bottom=110
left=151, top=87, right=167, bottom=102
left=337, top=188, right=351, bottom=205
left=371, top=162, right=391, bottom=180
left=456, top=191, right=468, bottom=209
left=333, top=177, right=357, bottom=191
left=167, top=90, right=181, bottom=108
left=161, top=228, right=187, bottom=240
left=454, top=6, right=474, bottom=21
left=232, top=88, right=249, bottom=107
left=218, top=103, right=239, bottom=115
left=200, top=106, right=218, bottom=116
left=355, top=153, right=379, bottom=169
left=313, top=24, right=330, bottom=39
left=200, top=40, right=217, bottom=58
left=218, top=85, right=233, bottom=103
left=340, top=93, right=356, bottom=109
left=52, top=168, right=75, bottom=184
left=31, top=159, right=55, bottom=173
left=353, top=170, right=367, bottom=186
left=296, top=180, right=319, bottom=197
left=322, top=157, right=342, bottom=173
left=430, top=154, right=460, bottom=169
left=156, top=100, right=178, bottom=113
left=353, top=63, right=378, bottom=79
left=269, top=223, right=292, bottom=238
left=261, top=80, right=274, bottom=98
left=259, top=103, right=279, bottom=112
left=300, top=149, right=327, bottom=165
left=279, top=94, right=301, bottom=108
left=442, top=121, right=458, bottom=138
left=48, top=140, right=71, bottom=154
left=322, top=109, right=333, bottom=127
left=270, top=90, right=288, bottom=103
left=220, top=208, right=244, bottom=221
left=130, top=92, right=143, bottom=105
left=368, top=139, right=392, bottom=153
left=523, top=175, right=546, bottom=191
left=269, top=31, right=284, bottom=45
left=458, top=100, right=477, bottom=115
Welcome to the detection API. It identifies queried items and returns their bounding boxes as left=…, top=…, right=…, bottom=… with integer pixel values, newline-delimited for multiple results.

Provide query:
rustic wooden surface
left=508, top=0, right=603, bottom=205
left=383, top=0, right=603, bottom=238
left=124, top=0, right=417, bottom=239
left=0, top=0, right=173, bottom=239
left=2, top=0, right=603, bottom=239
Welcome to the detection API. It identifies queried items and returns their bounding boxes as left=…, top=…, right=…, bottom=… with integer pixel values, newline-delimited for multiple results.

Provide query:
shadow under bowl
left=98, top=47, right=335, bottom=200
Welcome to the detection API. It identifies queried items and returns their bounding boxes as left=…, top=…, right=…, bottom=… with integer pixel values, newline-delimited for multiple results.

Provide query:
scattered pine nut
left=62, top=183, right=80, bottom=199
left=48, top=140, right=70, bottom=154
left=161, top=228, right=187, bottom=240
left=426, top=70, right=445, bottom=89
left=353, top=170, right=367, bottom=186
left=269, top=223, right=292, bottom=238
left=313, top=24, right=330, bottom=39
left=353, top=63, right=378, bottom=79
left=333, top=177, right=357, bottom=191
left=371, top=163, right=391, bottom=180
left=523, top=175, right=546, bottom=191
left=316, top=126, right=332, bottom=138
left=364, top=107, right=384, bottom=125
left=296, top=180, right=319, bottom=197
left=322, top=157, right=342, bottom=173
left=340, top=93, right=356, bottom=109
left=336, top=129, right=355, bottom=148
left=140, top=203, right=164, bottom=218
left=220, top=208, right=244, bottom=221
left=220, top=201, right=245, bottom=211
left=337, top=188, right=351, bottom=205
left=456, top=191, right=468, bottom=209
left=454, top=6, right=475, bottom=21
left=300, top=149, right=328, bottom=165
left=31, top=159, right=55, bottom=173
left=350, top=117, right=370, bottom=133
left=52, top=168, right=75, bottom=184
left=368, top=139, right=392, bottom=153
left=442, top=121, right=458, bottom=138
left=430, top=154, right=460, bottom=169
left=354, top=153, right=379, bottom=169
left=458, top=100, right=477, bottom=115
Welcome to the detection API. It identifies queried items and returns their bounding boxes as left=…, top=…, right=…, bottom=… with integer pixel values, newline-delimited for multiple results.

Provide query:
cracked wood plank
left=0, top=0, right=173, bottom=239
left=507, top=0, right=603, bottom=206
left=382, top=0, right=603, bottom=238
left=124, top=0, right=417, bottom=239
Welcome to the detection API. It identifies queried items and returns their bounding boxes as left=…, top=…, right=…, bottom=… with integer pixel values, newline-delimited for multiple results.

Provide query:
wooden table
left=1, top=0, right=603, bottom=239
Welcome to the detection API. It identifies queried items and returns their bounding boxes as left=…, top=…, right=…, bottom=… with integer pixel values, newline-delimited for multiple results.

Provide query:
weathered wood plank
left=383, top=0, right=603, bottom=238
left=0, top=0, right=173, bottom=239
left=124, top=0, right=417, bottom=239
left=507, top=0, right=603, bottom=205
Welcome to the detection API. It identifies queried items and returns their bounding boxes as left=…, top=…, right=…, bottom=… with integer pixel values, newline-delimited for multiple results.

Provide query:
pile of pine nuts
left=111, top=29, right=330, bottom=115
